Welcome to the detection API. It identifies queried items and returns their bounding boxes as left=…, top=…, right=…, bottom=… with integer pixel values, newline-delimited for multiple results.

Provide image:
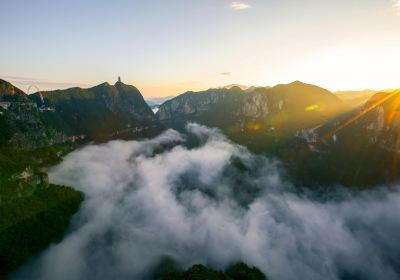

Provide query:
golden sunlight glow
left=317, top=89, right=400, bottom=144
left=305, top=105, right=320, bottom=112
left=247, top=122, right=262, bottom=131
left=288, top=45, right=400, bottom=91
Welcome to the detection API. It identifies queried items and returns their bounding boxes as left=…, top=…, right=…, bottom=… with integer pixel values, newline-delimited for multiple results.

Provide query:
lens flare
left=317, top=89, right=400, bottom=145
left=305, top=104, right=319, bottom=112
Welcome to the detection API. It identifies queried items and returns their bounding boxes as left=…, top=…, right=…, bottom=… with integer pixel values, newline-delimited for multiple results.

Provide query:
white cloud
left=13, top=124, right=400, bottom=280
left=230, top=1, right=251, bottom=10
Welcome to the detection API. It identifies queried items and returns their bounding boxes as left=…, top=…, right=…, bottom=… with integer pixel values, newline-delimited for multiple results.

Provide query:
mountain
left=155, top=258, right=267, bottom=280
left=146, top=96, right=175, bottom=106
left=0, top=79, right=66, bottom=149
left=0, top=79, right=160, bottom=149
left=0, top=79, right=85, bottom=277
left=28, top=80, right=159, bottom=142
left=158, top=81, right=346, bottom=125
left=223, top=84, right=251, bottom=90
left=0, top=78, right=160, bottom=277
left=338, top=89, right=400, bottom=151
left=283, top=89, right=400, bottom=187
left=157, top=86, right=244, bottom=126
left=157, top=81, right=348, bottom=151
left=145, top=96, right=175, bottom=114
left=2, top=77, right=400, bottom=277
left=334, top=89, right=394, bottom=107
left=154, top=81, right=400, bottom=186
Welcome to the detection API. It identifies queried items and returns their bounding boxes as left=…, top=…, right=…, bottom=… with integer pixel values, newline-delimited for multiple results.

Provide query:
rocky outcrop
left=358, top=91, right=400, bottom=150
left=241, top=93, right=271, bottom=117
left=307, top=90, right=400, bottom=151
left=1, top=101, right=67, bottom=149
left=157, top=87, right=244, bottom=121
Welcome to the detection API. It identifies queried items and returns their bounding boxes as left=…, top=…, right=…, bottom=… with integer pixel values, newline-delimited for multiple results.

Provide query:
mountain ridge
left=0, top=79, right=160, bottom=149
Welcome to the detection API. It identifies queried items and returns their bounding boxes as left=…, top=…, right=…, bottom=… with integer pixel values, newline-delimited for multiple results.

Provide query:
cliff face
left=158, top=87, right=244, bottom=121
left=308, top=90, right=400, bottom=150
left=352, top=90, right=400, bottom=150
left=4, top=102, right=67, bottom=149
left=281, top=89, right=400, bottom=187
left=157, top=81, right=347, bottom=135
left=0, top=80, right=66, bottom=149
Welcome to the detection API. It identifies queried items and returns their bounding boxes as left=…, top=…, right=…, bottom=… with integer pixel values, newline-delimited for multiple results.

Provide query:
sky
left=1, top=0, right=400, bottom=97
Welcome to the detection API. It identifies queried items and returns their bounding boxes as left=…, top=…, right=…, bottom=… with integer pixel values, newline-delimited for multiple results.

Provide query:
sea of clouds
left=13, top=123, right=400, bottom=280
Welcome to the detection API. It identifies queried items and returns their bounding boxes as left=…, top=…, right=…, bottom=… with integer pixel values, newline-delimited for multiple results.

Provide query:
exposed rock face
left=157, top=81, right=347, bottom=134
left=358, top=91, right=400, bottom=150
left=0, top=80, right=67, bottom=149
left=1, top=101, right=68, bottom=149
left=241, top=93, right=271, bottom=118
left=306, top=89, right=400, bottom=152
left=158, top=87, right=243, bottom=121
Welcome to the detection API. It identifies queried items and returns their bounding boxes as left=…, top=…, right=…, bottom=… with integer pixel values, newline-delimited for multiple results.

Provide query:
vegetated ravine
left=12, top=123, right=400, bottom=280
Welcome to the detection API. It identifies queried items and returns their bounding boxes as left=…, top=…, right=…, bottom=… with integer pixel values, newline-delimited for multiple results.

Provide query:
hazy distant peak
left=290, top=80, right=305, bottom=85
left=333, top=89, right=396, bottom=107
left=287, top=80, right=322, bottom=88
left=223, top=84, right=250, bottom=90
left=227, top=85, right=244, bottom=91
left=270, top=81, right=333, bottom=96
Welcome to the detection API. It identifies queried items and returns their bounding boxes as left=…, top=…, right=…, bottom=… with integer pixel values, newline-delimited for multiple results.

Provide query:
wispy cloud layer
left=230, top=1, right=251, bottom=10
left=220, top=71, right=231, bottom=76
left=12, top=124, right=400, bottom=280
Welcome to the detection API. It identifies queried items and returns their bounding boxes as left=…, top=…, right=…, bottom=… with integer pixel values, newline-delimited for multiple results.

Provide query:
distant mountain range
left=146, top=96, right=175, bottom=106
left=156, top=81, right=400, bottom=187
left=2, top=77, right=400, bottom=186
left=334, top=89, right=394, bottom=107
left=145, top=96, right=175, bottom=113
left=157, top=81, right=348, bottom=139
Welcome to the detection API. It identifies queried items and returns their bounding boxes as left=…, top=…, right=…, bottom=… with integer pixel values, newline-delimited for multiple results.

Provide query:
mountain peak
left=223, top=84, right=249, bottom=90
left=289, top=80, right=308, bottom=86
left=115, top=76, right=124, bottom=86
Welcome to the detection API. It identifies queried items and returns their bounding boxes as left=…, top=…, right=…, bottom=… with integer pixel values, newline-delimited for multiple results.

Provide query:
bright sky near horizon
left=1, top=0, right=400, bottom=97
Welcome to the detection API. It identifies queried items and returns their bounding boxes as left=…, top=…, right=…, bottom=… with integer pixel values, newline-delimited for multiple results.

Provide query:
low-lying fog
left=13, top=124, right=400, bottom=280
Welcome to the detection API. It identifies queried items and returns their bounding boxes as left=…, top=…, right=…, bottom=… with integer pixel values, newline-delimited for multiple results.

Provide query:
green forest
left=0, top=145, right=83, bottom=278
